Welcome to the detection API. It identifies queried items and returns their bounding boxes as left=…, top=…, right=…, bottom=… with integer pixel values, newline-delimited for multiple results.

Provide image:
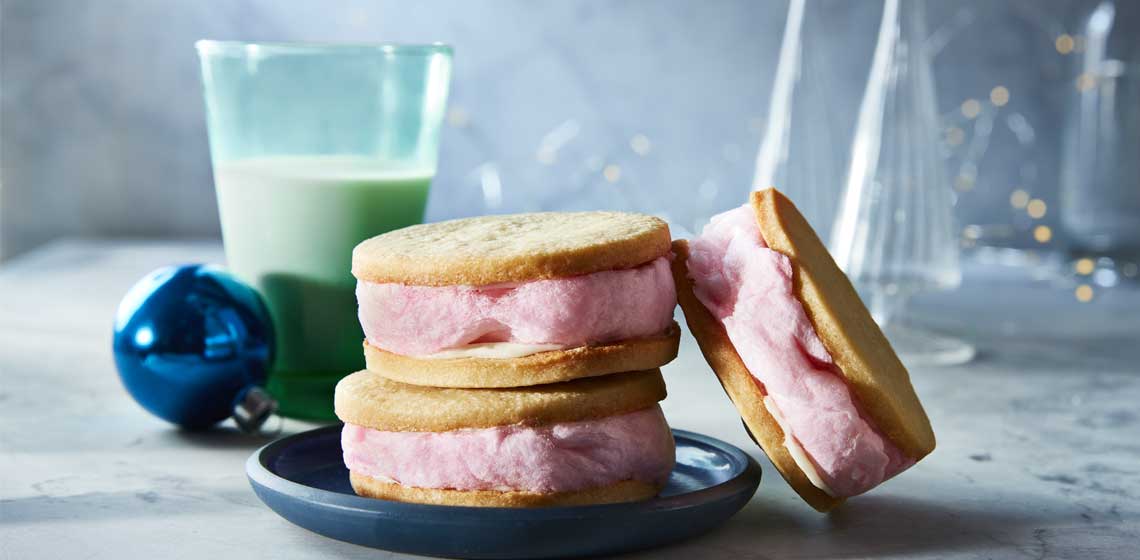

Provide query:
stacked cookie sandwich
left=336, top=212, right=681, bottom=507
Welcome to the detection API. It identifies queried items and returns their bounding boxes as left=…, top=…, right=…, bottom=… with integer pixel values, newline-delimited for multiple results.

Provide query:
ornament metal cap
left=234, top=386, right=278, bottom=433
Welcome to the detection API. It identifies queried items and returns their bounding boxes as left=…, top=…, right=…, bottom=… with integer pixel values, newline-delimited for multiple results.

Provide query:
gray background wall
left=0, top=0, right=1101, bottom=261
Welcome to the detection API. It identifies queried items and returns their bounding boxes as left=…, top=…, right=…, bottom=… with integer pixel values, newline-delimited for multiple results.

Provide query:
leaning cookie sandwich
left=352, top=212, right=680, bottom=388
left=335, top=369, right=675, bottom=507
left=671, top=189, right=935, bottom=511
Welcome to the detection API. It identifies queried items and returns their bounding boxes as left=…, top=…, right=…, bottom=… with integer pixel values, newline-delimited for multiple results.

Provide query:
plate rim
left=247, top=424, right=761, bottom=522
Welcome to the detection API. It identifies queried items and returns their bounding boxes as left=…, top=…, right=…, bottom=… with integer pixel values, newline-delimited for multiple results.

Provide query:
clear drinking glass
left=196, top=42, right=453, bottom=420
left=1061, top=1, right=1140, bottom=277
left=831, top=0, right=975, bottom=366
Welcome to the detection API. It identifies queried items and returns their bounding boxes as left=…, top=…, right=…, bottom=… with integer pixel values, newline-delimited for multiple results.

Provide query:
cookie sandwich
left=352, top=212, right=680, bottom=388
left=335, top=369, right=675, bottom=507
left=671, top=189, right=935, bottom=511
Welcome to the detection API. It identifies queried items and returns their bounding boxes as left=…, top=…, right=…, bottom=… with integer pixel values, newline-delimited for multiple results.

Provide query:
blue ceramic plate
left=247, top=425, right=760, bottom=559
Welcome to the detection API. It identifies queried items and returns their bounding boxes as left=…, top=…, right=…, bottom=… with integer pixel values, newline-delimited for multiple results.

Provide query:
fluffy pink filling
left=357, top=257, right=676, bottom=356
left=687, top=205, right=913, bottom=498
left=342, top=406, right=675, bottom=494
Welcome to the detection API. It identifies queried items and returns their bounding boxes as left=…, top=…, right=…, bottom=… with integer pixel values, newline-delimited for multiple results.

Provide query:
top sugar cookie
left=352, top=212, right=671, bottom=286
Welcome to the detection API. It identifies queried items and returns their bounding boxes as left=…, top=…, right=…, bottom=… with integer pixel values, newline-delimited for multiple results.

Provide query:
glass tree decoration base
left=831, top=0, right=970, bottom=371
left=882, top=322, right=976, bottom=367
left=865, top=290, right=975, bottom=367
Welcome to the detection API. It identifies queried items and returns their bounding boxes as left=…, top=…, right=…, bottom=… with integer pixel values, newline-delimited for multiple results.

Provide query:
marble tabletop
left=2, top=240, right=1138, bottom=559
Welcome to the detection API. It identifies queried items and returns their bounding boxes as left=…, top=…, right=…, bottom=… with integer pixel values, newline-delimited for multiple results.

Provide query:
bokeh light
left=1010, top=189, right=1030, bottom=209
left=954, top=174, right=975, bottom=192
left=961, top=99, right=982, bottom=119
left=446, top=106, right=470, bottom=128
left=603, top=164, right=621, bottom=183
left=989, top=86, right=1010, bottom=107
left=630, top=134, right=651, bottom=156
left=1076, top=73, right=1096, bottom=92
left=1075, top=284, right=1094, bottom=302
left=946, top=126, right=965, bottom=146
left=1055, top=34, right=1074, bottom=54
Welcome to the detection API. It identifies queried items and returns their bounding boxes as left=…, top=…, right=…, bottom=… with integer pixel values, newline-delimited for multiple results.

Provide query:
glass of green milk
left=196, top=42, right=452, bottom=420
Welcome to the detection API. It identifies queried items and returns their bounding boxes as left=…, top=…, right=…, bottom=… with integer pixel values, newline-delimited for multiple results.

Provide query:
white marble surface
left=2, top=240, right=1139, bottom=559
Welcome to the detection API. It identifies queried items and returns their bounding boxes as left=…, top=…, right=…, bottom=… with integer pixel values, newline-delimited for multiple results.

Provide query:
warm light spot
left=946, top=127, right=965, bottom=146
left=630, top=134, right=651, bottom=156
left=348, top=6, right=369, bottom=27
left=1055, top=34, right=1074, bottom=54
left=1076, top=73, right=1096, bottom=92
left=1074, top=35, right=1086, bottom=53
left=954, top=175, right=975, bottom=192
left=990, top=86, right=1010, bottom=107
left=536, top=149, right=556, bottom=165
left=1075, top=284, right=1094, bottom=302
left=748, top=117, right=765, bottom=133
left=603, top=164, right=621, bottom=183
left=1010, top=189, right=1030, bottom=209
left=961, top=99, right=982, bottom=119
left=1027, top=199, right=1047, bottom=219
left=1074, top=258, right=1095, bottom=275
left=446, top=107, right=470, bottom=127
left=1033, top=225, right=1052, bottom=243
left=698, top=179, right=717, bottom=200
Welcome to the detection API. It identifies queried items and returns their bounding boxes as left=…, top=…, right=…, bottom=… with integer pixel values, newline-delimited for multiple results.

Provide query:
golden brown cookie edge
left=349, top=471, right=663, bottom=507
left=334, top=368, right=668, bottom=432
left=362, top=324, right=680, bottom=388
left=751, top=189, right=935, bottom=459
left=672, top=240, right=843, bottom=512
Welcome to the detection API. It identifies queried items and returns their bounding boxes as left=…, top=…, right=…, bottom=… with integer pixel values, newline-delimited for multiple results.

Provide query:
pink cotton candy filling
left=687, top=204, right=913, bottom=498
left=341, top=406, right=675, bottom=494
left=357, top=257, right=677, bottom=356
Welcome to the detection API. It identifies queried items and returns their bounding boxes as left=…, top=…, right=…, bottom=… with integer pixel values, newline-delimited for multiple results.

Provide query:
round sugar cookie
left=349, top=472, right=663, bottom=507
left=334, top=368, right=667, bottom=432
left=351, top=211, right=671, bottom=286
left=362, top=323, right=681, bottom=388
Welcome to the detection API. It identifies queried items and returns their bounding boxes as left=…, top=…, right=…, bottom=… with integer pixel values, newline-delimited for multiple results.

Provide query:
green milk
left=197, top=41, right=453, bottom=420
left=214, top=156, right=432, bottom=420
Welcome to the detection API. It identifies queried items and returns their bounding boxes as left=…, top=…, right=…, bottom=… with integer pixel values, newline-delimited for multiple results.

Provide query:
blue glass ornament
left=113, top=264, right=276, bottom=431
